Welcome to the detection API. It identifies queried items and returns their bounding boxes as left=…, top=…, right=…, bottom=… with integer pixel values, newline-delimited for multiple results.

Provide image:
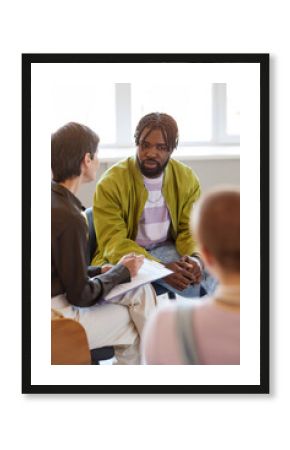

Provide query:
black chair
left=85, top=206, right=97, bottom=264
left=151, top=281, right=176, bottom=299
left=85, top=207, right=115, bottom=364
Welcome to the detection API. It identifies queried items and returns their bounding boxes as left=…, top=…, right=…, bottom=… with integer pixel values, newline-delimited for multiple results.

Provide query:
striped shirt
left=135, top=174, right=171, bottom=250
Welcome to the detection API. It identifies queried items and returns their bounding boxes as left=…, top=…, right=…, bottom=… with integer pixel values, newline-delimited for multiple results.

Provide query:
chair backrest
left=51, top=312, right=91, bottom=365
left=85, top=207, right=97, bottom=264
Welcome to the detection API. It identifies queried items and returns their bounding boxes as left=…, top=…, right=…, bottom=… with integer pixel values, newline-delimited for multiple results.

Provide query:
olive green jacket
left=92, top=156, right=201, bottom=265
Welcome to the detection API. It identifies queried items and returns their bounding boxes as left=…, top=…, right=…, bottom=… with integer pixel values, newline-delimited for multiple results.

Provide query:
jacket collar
left=51, top=181, right=85, bottom=211
left=129, top=155, right=172, bottom=188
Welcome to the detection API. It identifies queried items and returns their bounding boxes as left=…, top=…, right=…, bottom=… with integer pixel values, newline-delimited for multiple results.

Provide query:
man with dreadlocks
left=92, top=112, right=216, bottom=299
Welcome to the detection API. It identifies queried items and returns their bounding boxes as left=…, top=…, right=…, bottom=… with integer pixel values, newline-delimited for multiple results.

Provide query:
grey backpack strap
left=176, top=305, right=199, bottom=365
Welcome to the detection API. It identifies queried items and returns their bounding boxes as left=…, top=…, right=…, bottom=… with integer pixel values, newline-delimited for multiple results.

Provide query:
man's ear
left=80, top=153, right=91, bottom=175
left=84, top=152, right=92, bottom=165
left=81, top=152, right=91, bottom=169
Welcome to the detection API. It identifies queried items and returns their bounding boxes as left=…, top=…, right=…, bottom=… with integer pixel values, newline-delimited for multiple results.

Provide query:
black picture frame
left=22, top=53, right=269, bottom=394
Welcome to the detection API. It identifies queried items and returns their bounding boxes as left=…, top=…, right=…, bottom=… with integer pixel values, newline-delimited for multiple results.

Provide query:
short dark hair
left=192, top=187, right=240, bottom=272
left=134, top=112, right=179, bottom=151
left=51, top=122, right=99, bottom=182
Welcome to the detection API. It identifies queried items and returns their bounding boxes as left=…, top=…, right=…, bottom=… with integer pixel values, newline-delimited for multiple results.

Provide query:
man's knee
left=148, top=242, right=180, bottom=264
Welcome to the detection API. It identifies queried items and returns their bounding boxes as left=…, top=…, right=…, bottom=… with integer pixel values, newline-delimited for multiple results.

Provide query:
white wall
left=78, top=156, right=240, bottom=207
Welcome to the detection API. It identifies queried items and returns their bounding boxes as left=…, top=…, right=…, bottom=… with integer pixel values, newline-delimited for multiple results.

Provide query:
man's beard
left=137, top=157, right=169, bottom=178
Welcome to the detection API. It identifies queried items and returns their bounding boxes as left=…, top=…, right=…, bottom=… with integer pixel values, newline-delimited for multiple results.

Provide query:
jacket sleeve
left=92, top=179, right=161, bottom=265
left=92, top=264, right=130, bottom=298
left=175, top=171, right=201, bottom=256
left=87, top=266, right=102, bottom=277
left=54, top=215, right=130, bottom=307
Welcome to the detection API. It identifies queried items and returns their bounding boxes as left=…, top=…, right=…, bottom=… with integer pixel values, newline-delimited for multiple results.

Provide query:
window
left=131, top=83, right=212, bottom=143
left=51, top=82, right=240, bottom=149
left=51, top=83, right=116, bottom=145
left=226, top=83, right=241, bottom=136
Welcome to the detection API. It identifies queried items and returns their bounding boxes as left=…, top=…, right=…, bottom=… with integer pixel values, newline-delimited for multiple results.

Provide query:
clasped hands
left=101, top=253, right=203, bottom=291
left=163, top=256, right=202, bottom=291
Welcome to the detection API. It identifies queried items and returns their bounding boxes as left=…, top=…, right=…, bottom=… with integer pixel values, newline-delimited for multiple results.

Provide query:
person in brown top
left=51, top=122, right=156, bottom=364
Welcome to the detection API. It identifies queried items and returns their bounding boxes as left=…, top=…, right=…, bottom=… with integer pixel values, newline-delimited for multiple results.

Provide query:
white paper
left=104, top=258, right=173, bottom=301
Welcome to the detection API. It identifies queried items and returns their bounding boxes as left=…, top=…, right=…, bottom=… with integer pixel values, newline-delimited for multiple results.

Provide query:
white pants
left=51, top=284, right=157, bottom=365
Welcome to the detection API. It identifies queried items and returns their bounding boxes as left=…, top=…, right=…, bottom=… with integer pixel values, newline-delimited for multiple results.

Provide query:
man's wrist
left=189, top=253, right=204, bottom=271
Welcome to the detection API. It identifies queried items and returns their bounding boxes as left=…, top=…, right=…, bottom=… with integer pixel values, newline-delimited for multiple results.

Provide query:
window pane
left=51, top=83, right=116, bottom=145
left=226, top=83, right=240, bottom=136
left=131, top=83, right=212, bottom=143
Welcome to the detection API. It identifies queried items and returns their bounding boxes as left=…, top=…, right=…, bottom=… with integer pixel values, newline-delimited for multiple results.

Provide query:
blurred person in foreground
left=142, top=186, right=240, bottom=365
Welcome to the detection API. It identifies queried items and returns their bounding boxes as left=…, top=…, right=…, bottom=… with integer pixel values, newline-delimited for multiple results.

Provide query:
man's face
left=136, top=127, right=173, bottom=178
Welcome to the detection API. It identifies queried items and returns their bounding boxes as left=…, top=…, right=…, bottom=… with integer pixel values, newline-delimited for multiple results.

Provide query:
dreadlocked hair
left=134, top=112, right=179, bottom=151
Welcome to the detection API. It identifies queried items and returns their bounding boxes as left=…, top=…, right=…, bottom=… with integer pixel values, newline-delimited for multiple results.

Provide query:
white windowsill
left=98, top=146, right=240, bottom=164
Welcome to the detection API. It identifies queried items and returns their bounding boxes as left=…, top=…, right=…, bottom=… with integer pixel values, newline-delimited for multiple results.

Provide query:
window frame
left=100, top=82, right=240, bottom=149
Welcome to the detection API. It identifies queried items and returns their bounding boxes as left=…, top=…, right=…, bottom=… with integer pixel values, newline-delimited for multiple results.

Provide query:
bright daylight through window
left=51, top=82, right=240, bottom=150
